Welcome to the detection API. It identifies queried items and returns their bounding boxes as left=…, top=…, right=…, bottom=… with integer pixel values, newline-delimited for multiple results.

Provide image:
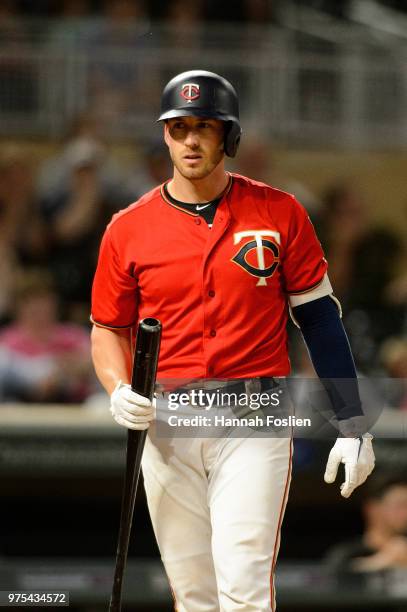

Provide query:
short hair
left=364, top=472, right=407, bottom=501
left=14, top=269, right=55, bottom=304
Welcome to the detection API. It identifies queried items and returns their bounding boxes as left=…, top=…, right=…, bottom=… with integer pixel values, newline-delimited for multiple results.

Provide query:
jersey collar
left=160, top=173, right=233, bottom=217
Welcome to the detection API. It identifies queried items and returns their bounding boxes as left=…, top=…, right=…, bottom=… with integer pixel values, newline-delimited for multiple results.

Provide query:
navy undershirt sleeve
left=292, top=296, right=363, bottom=420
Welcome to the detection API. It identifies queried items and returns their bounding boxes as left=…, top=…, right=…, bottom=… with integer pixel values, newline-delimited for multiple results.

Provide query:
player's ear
left=163, top=121, right=170, bottom=147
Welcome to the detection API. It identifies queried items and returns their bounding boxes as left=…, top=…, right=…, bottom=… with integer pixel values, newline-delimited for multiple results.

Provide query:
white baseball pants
left=142, top=430, right=292, bottom=611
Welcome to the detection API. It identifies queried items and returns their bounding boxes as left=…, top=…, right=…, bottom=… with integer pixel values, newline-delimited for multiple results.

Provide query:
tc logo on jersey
left=232, top=230, right=281, bottom=286
left=180, top=83, right=200, bottom=103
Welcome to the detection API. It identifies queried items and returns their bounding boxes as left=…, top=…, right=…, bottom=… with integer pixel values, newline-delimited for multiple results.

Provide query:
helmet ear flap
left=224, top=121, right=242, bottom=158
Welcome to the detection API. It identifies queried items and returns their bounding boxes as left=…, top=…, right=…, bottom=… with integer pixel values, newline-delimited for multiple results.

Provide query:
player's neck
left=168, top=165, right=229, bottom=203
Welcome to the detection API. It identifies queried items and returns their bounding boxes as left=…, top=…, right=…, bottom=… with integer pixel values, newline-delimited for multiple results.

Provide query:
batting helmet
left=157, top=70, right=242, bottom=158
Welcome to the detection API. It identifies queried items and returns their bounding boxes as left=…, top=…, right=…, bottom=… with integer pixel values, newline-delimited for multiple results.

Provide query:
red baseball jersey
left=91, top=173, right=327, bottom=378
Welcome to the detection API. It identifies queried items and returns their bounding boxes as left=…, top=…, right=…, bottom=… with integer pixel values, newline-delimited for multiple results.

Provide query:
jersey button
left=208, top=290, right=215, bottom=298
left=195, top=218, right=201, bottom=225
left=210, top=329, right=216, bottom=337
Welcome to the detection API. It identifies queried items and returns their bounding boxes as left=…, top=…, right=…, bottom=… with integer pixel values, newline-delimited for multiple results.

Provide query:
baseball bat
left=109, top=317, right=162, bottom=612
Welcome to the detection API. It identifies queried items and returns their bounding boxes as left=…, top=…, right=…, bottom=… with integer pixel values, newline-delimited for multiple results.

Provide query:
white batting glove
left=110, top=381, right=156, bottom=430
left=324, top=433, right=375, bottom=498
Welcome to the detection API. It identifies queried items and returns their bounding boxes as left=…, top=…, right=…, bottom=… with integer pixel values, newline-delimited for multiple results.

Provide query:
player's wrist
left=337, top=415, right=369, bottom=438
left=110, top=379, right=130, bottom=396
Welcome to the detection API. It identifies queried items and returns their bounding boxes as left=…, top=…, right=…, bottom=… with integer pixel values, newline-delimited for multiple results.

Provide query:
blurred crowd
left=1, top=0, right=405, bottom=138
left=325, top=472, right=407, bottom=574
left=235, top=137, right=407, bottom=391
left=0, top=0, right=405, bottom=406
left=0, top=0, right=314, bottom=25
left=0, top=119, right=405, bottom=405
left=0, top=7, right=405, bottom=610
left=0, top=0, right=281, bottom=131
left=2, top=0, right=407, bottom=21
left=0, top=113, right=174, bottom=403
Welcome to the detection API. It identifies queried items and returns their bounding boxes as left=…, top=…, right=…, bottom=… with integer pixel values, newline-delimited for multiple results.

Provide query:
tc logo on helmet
left=180, top=83, right=200, bottom=103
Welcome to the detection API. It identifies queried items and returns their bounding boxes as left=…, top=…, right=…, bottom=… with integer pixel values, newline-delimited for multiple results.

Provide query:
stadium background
left=0, top=1, right=406, bottom=610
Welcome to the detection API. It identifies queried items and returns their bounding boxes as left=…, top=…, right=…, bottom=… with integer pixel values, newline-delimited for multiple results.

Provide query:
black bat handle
left=131, top=318, right=162, bottom=399
left=109, top=318, right=162, bottom=612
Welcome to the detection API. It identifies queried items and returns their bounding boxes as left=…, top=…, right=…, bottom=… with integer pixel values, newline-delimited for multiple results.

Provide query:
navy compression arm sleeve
left=292, top=296, right=363, bottom=420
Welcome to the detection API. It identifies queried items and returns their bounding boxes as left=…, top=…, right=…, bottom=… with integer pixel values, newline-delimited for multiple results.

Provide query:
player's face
left=164, top=117, right=225, bottom=180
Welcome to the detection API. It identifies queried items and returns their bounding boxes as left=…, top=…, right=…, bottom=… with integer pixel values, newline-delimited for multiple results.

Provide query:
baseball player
left=91, top=70, right=375, bottom=611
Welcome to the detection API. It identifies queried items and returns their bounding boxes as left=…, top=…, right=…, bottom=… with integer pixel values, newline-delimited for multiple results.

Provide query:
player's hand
left=324, top=433, right=375, bottom=498
left=110, top=380, right=156, bottom=430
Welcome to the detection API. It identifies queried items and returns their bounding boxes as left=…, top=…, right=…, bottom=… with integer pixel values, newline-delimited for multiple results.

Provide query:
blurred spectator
left=384, top=198, right=407, bottom=329
left=315, top=182, right=404, bottom=366
left=0, top=269, right=94, bottom=403
left=233, top=135, right=274, bottom=183
left=0, top=145, right=47, bottom=256
left=37, top=114, right=134, bottom=320
left=0, top=145, right=47, bottom=322
left=317, top=183, right=368, bottom=296
left=0, top=1, right=38, bottom=114
left=386, top=273, right=407, bottom=310
left=162, top=0, right=205, bottom=49
left=235, top=134, right=321, bottom=213
left=325, top=473, right=407, bottom=572
left=82, top=0, right=154, bottom=120
left=319, top=183, right=401, bottom=307
left=37, top=113, right=127, bottom=205
left=380, top=337, right=407, bottom=379
left=124, top=140, right=172, bottom=200
left=379, top=337, right=407, bottom=411
left=38, top=134, right=121, bottom=321
left=0, top=2, right=25, bottom=40
left=47, top=0, right=94, bottom=47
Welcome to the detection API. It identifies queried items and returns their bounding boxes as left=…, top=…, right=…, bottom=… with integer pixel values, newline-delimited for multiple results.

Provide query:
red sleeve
left=282, top=198, right=328, bottom=295
left=91, top=226, right=138, bottom=328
